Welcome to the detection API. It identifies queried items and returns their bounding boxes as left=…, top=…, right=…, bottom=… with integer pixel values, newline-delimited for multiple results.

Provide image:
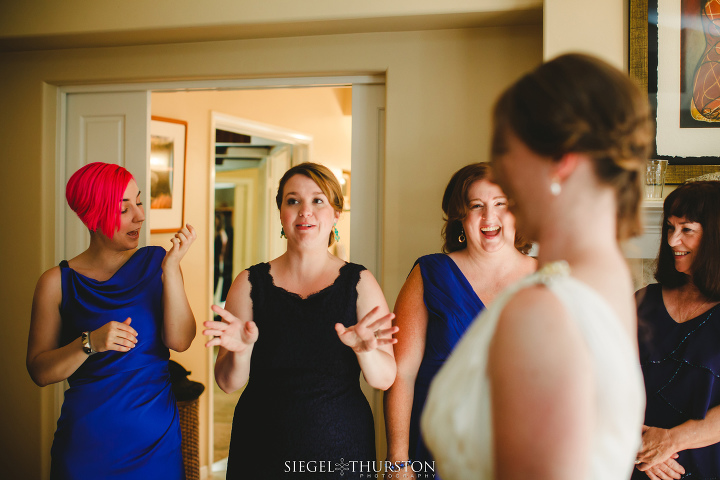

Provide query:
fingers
left=211, top=304, right=238, bottom=323
left=335, top=323, right=347, bottom=336
left=365, top=313, right=396, bottom=331
left=374, top=327, right=399, bottom=338
left=665, top=458, right=684, bottom=476
left=174, top=224, right=196, bottom=246
left=357, top=306, right=385, bottom=326
left=115, top=318, right=138, bottom=337
left=92, top=320, right=139, bottom=353
left=167, top=224, right=196, bottom=255
left=204, top=337, right=223, bottom=348
left=650, top=464, right=679, bottom=480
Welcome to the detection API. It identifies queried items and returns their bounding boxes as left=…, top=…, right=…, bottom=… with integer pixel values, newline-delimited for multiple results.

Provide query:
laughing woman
left=205, top=162, right=398, bottom=479
left=27, top=162, right=197, bottom=479
left=383, top=163, right=536, bottom=477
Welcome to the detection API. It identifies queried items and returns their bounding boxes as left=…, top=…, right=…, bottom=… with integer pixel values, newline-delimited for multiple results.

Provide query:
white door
left=63, top=91, right=150, bottom=259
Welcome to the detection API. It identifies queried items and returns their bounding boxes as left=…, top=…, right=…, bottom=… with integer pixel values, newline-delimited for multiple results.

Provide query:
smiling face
left=462, top=179, right=516, bottom=253
left=279, top=174, right=340, bottom=248
left=667, top=215, right=704, bottom=275
left=100, top=179, right=145, bottom=249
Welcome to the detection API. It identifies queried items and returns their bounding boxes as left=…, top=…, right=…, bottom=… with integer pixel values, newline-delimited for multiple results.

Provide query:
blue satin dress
left=409, top=254, right=485, bottom=476
left=51, top=246, right=184, bottom=480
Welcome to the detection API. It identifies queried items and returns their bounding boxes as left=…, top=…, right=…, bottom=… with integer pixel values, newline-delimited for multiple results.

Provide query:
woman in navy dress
left=27, top=162, right=197, bottom=479
left=634, top=181, right=720, bottom=480
left=383, top=163, right=536, bottom=477
left=204, top=162, right=398, bottom=479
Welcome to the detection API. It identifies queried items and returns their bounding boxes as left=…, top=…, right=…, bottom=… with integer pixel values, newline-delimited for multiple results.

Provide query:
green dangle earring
left=333, top=225, right=340, bottom=242
left=280, top=227, right=286, bottom=239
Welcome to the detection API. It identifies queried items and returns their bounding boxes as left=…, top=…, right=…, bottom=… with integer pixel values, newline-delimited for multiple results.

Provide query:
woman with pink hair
left=27, top=162, right=197, bottom=479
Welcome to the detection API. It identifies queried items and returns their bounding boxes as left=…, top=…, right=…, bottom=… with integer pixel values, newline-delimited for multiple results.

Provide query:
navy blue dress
left=634, top=283, right=720, bottom=479
left=409, top=254, right=485, bottom=476
left=51, top=246, right=183, bottom=480
left=226, top=262, right=376, bottom=479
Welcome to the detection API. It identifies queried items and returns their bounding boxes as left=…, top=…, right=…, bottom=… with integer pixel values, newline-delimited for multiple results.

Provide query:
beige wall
left=1, top=25, right=543, bottom=478
left=544, top=0, right=628, bottom=68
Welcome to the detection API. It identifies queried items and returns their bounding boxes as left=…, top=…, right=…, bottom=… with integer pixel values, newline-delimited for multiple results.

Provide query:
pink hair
left=66, top=162, right=135, bottom=238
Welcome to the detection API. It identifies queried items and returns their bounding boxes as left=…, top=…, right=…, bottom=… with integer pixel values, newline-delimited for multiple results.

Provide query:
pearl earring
left=550, top=177, right=561, bottom=196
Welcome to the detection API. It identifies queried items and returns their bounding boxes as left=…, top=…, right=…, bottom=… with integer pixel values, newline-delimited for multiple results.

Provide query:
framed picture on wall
left=150, top=116, right=187, bottom=233
left=629, top=0, right=720, bottom=165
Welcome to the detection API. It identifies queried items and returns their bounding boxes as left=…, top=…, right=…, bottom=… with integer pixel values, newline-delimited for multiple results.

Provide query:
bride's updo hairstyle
left=66, top=162, right=135, bottom=238
left=491, top=53, right=653, bottom=241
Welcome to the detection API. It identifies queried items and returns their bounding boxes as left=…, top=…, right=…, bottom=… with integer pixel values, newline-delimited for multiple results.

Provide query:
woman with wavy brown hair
left=383, top=163, right=535, bottom=478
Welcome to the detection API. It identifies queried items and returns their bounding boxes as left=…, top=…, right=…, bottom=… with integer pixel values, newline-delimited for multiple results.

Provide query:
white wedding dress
left=421, top=261, right=645, bottom=480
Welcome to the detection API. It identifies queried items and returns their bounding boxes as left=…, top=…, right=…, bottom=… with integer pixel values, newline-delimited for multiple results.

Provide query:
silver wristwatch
left=81, top=331, right=96, bottom=355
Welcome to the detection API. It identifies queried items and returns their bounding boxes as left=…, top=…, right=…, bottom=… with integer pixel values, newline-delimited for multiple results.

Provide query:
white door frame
left=55, top=74, right=386, bottom=474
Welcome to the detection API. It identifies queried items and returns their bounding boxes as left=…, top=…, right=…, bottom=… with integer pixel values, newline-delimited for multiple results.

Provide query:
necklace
left=676, top=295, right=710, bottom=323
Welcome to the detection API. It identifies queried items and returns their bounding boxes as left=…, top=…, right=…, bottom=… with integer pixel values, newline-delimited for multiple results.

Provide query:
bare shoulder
left=491, top=285, right=591, bottom=375
left=224, top=269, right=252, bottom=317
left=34, top=266, right=62, bottom=302
left=402, top=265, right=423, bottom=291
left=490, top=284, right=594, bottom=475
left=356, top=267, right=390, bottom=316
left=229, top=269, right=251, bottom=292
left=357, top=267, right=382, bottom=294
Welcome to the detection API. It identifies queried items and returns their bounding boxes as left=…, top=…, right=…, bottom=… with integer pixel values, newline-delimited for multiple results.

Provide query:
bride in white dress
left=421, top=53, right=652, bottom=480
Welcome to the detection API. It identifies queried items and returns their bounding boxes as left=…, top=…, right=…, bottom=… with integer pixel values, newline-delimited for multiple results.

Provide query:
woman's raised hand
left=335, top=306, right=398, bottom=353
left=203, top=304, right=258, bottom=353
left=89, top=317, right=138, bottom=353
left=162, top=224, right=197, bottom=270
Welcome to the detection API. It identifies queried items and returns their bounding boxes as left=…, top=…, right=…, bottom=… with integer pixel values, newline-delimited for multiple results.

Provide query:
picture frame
left=629, top=0, right=720, bottom=166
left=150, top=116, right=187, bottom=233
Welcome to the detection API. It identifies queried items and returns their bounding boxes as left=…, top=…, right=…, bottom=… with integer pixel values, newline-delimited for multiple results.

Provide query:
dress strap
left=59, top=260, right=69, bottom=269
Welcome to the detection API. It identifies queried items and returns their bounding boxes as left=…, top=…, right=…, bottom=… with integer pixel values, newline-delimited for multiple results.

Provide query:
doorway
left=57, top=78, right=385, bottom=478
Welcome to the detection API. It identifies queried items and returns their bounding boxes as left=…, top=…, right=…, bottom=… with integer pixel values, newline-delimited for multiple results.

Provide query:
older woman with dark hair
left=383, top=163, right=536, bottom=477
left=633, top=181, right=720, bottom=480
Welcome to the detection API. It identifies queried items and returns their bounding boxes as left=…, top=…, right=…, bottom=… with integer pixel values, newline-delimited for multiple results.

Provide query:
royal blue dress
left=51, top=246, right=184, bottom=480
left=409, top=254, right=485, bottom=475
left=634, top=283, right=720, bottom=479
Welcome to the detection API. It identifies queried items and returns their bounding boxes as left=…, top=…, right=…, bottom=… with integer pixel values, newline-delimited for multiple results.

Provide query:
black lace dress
left=226, top=262, right=376, bottom=479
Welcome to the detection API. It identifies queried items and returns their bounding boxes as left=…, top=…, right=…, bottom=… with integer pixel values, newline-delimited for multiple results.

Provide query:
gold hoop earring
left=458, top=230, right=466, bottom=243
